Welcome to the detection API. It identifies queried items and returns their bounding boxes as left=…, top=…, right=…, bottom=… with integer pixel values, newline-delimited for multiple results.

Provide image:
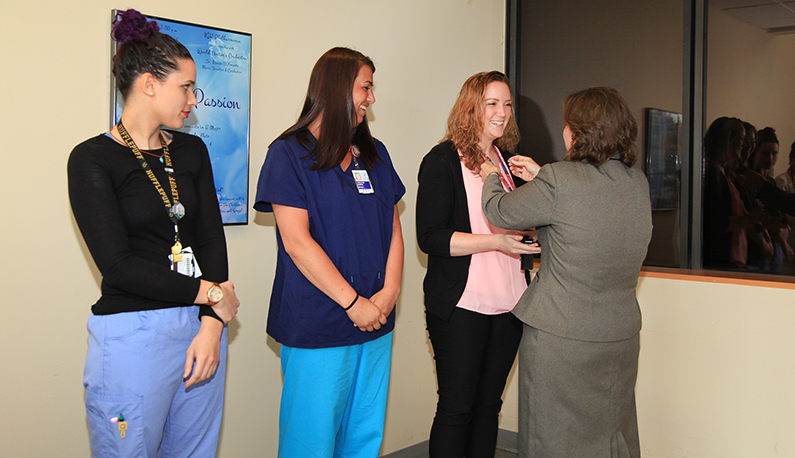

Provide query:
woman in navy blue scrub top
left=254, top=47, right=405, bottom=458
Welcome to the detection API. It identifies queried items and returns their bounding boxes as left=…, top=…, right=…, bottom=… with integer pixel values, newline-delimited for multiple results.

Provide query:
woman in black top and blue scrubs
left=68, top=10, right=239, bottom=457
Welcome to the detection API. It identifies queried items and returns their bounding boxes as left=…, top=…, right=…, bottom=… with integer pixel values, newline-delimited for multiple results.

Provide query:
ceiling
left=710, top=0, right=795, bottom=33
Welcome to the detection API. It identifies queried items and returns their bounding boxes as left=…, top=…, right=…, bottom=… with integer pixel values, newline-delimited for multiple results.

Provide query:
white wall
left=0, top=0, right=505, bottom=456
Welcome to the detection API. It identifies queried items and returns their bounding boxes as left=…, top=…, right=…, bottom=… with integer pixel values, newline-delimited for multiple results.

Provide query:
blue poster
left=112, top=12, right=251, bottom=225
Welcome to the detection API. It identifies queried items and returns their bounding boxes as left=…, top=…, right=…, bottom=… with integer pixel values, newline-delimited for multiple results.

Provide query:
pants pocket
left=85, top=391, right=145, bottom=458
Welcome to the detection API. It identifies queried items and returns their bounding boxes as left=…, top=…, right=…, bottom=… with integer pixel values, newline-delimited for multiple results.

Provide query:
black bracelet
left=344, top=293, right=359, bottom=311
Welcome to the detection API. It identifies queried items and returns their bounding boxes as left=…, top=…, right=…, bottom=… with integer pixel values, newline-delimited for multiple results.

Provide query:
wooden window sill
left=640, top=266, right=795, bottom=290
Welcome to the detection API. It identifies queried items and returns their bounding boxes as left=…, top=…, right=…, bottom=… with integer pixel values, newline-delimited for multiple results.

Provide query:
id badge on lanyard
left=350, top=145, right=374, bottom=194
left=353, top=169, right=374, bottom=194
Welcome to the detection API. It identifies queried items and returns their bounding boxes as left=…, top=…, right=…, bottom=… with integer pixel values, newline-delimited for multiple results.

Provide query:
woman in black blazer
left=416, top=71, right=540, bottom=458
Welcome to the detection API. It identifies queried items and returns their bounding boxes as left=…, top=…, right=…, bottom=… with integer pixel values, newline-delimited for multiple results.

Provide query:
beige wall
left=1, top=0, right=505, bottom=456
left=707, top=6, right=795, bottom=179
left=3, top=1, right=795, bottom=457
left=635, top=275, right=795, bottom=457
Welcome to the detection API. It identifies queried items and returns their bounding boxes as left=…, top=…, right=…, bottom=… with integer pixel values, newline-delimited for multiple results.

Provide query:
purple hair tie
left=111, top=9, right=160, bottom=44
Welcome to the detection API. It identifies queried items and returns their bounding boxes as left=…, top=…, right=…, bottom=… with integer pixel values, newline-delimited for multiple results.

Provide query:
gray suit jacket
left=482, top=158, right=652, bottom=342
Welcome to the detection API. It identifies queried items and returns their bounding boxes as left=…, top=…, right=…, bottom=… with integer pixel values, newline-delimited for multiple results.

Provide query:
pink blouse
left=456, top=150, right=527, bottom=315
left=723, top=167, right=747, bottom=268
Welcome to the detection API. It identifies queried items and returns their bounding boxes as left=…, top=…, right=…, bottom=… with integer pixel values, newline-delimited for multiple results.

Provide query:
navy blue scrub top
left=255, top=134, right=405, bottom=348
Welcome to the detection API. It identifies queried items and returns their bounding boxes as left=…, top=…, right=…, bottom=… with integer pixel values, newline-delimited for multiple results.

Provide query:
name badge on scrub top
left=352, top=169, right=374, bottom=194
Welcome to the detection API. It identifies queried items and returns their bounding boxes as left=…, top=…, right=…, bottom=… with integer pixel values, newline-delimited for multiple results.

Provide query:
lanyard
left=116, top=121, right=185, bottom=264
left=482, top=145, right=516, bottom=192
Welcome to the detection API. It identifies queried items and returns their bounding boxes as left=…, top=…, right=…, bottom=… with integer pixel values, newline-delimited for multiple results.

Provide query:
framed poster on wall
left=110, top=10, right=252, bottom=225
left=645, top=108, right=681, bottom=211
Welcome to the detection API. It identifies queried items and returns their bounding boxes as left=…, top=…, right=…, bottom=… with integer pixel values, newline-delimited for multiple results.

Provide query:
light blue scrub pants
left=278, top=332, right=393, bottom=458
left=83, top=306, right=228, bottom=458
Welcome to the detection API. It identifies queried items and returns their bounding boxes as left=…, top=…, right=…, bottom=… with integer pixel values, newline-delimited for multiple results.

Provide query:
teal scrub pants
left=278, top=332, right=393, bottom=458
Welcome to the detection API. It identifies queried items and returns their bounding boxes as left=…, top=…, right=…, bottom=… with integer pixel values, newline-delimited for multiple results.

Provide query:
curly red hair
left=442, top=71, right=520, bottom=172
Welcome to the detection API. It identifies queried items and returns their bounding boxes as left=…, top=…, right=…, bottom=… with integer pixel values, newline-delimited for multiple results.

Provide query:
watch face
left=209, top=286, right=224, bottom=303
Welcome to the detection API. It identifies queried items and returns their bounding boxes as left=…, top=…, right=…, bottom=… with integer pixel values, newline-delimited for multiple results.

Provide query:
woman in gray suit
left=480, top=86, right=652, bottom=457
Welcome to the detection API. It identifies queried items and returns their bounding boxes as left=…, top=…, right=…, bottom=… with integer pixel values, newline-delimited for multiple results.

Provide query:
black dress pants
left=426, top=307, right=523, bottom=458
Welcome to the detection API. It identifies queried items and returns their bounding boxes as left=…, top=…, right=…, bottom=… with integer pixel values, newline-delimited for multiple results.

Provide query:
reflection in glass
left=704, top=2, right=795, bottom=275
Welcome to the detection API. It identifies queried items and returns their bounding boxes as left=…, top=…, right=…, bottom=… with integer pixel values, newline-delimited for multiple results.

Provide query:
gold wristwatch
left=207, top=282, right=224, bottom=305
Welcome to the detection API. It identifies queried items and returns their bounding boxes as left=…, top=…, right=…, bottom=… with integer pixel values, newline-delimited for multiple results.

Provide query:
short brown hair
left=563, top=86, right=638, bottom=166
left=443, top=71, right=520, bottom=172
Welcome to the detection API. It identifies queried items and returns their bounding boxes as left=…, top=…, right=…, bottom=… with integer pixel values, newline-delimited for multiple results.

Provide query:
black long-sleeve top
left=703, top=165, right=733, bottom=268
left=757, top=180, right=795, bottom=217
left=416, top=141, right=523, bottom=320
left=68, top=132, right=227, bottom=319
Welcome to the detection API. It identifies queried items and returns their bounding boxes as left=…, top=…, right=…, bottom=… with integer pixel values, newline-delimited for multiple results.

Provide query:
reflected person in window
left=703, top=117, right=751, bottom=269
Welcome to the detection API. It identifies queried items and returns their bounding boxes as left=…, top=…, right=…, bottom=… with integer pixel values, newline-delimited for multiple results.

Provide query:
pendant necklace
left=116, top=121, right=185, bottom=265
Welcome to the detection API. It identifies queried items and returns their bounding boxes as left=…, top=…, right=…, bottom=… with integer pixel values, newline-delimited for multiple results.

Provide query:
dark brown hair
left=274, top=47, right=379, bottom=171
left=563, top=86, right=638, bottom=166
left=704, top=117, right=744, bottom=166
left=442, top=71, right=520, bottom=172
left=746, top=126, right=778, bottom=171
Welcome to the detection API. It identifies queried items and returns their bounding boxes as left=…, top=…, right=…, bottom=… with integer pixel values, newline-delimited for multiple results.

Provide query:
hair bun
left=111, top=9, right=160, bottom=44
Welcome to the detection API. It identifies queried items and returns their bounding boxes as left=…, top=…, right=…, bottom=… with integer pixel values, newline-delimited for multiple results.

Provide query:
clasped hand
left=346, top=295, right=389, bottom=332
left=211, top=281, right=240, bottom=323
